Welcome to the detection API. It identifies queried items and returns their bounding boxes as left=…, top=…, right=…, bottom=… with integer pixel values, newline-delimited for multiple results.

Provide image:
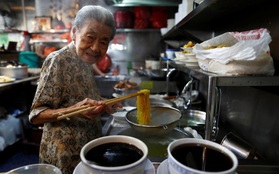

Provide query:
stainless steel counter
left=0, top=76, right=39, bottom=90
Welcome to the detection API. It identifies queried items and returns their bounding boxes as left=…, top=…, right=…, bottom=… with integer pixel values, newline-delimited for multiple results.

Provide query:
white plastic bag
left=193, top=28, right=275, bottom=75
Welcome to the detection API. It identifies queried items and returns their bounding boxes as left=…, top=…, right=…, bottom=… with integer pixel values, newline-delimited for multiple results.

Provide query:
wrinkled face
left=72, top=19, right=112, bottom=64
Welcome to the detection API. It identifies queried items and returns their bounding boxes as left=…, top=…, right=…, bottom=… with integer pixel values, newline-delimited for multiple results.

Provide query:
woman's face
left=72, top=19, right=113, bottom=64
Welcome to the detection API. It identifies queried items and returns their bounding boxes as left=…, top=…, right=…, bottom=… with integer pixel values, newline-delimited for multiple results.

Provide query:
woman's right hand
left=73, top=98, right=106, bottom=119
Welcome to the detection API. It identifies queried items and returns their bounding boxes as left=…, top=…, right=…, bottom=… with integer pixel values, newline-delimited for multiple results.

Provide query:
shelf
left=0, top=29, right=23, bottom=34
left=29, top=29, right=70, bottom=34
left=0, top=76, right=39, bottom=90
left=162, top=0, right=279, bottom=42
left=112, top=0, right=180, bottom=7
left=116, top=28, right=160, bottom=33
left=171, top=62, right=279, bottom=87
left=30, top=39, right=68, bottom=44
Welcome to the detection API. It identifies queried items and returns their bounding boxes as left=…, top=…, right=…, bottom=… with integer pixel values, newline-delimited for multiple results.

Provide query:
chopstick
left=104, top=92, right=142, bottom=105
left=55, top=92, right=143, bottom=120
left=53, top=105, right=90, bottom=117
left=57, top=106, right=97, bottom=120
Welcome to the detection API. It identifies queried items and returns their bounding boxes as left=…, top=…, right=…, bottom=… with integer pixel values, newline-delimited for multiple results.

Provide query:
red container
left=114, top=11, right=134, bottom=28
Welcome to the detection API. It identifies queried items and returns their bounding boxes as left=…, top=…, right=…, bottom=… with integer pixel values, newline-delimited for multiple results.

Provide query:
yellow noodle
left=136, top=89, right=150, bottom=125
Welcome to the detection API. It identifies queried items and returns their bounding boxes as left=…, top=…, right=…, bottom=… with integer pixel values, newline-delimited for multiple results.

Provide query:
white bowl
left=174, top=51, right=182, bottom=58
left=168, top=138, right=238, bottom=174
left=7, top=164, right=62, bottom=174
left=80, top=135, right=148, bottom=174
left=181, top=47, right=193, bottom=53
left=160, top=28, right=168, bottom=35
left=185, top=62, right=199, bottom=67
left=181, top=53, right=197, bottom=60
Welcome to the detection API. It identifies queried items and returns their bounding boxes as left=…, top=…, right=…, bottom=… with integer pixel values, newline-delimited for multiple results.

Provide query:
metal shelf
left=116, top=29, right=160, bottom=33
left=30, top=40, right=68, bottom=44
left=29, top=29, right=69, bottom=34
left=112, top=0, right=180, bottom=7
left=172, top=62, right=279, bottom=87
left=162, top=0, right=278, bottom=42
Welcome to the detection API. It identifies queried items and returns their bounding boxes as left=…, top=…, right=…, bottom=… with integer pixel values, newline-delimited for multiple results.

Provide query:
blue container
left=19, top=51, right=38, bottom=68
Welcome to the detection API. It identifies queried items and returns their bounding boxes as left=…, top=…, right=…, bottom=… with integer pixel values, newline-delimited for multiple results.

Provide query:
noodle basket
left=125, top=106, right=182, bottom=136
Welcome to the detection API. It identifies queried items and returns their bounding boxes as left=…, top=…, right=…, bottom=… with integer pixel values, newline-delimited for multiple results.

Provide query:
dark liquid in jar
left=171, top=144, right=233, bottom=172
left=85, top=142, right=143, bottom=167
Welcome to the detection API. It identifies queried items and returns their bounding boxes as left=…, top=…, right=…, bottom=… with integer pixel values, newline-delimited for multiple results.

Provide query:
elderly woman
left=29, top=5, right=120, bottom=174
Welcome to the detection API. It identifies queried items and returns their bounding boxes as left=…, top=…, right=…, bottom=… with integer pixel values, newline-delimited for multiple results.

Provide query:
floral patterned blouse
left=29, top=42, right=103, bottom=174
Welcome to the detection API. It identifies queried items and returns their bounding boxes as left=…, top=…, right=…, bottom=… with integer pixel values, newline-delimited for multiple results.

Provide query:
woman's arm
left=92, top=64, right=106, bottom=77
left=30, top=99, right=106, bottom=125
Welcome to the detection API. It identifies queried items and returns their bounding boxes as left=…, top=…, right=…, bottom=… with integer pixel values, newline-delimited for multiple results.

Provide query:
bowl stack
left=173, top=43, right=199, bottom=69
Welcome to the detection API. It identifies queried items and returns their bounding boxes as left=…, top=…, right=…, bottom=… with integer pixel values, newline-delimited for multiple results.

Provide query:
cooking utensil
left=221, top=132, right=257, bottom=159
left=179, top=109, right=206, bottom=128
left=125, top=106, right=181, bottom=136
left=0, top=62, right=28, bottom=79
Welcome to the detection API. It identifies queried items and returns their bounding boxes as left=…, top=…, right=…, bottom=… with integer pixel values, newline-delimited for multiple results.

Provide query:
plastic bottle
left=127, top=60, right=132, bottom=75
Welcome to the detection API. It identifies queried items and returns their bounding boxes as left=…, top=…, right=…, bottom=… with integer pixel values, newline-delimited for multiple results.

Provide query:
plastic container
left=114, top=11, right=134, bottom=28
left=166, top=49, right=175, bottom=59
left=19, top=51, right=38, bottom=68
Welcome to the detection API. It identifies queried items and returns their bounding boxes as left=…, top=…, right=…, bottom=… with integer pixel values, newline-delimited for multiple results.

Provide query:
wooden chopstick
left=105, top=92, right=142, bottom=105
left=57, top=106, right=97, bottom=120
left=53, top=105, right=90, bottom=117
left=55, top=91, right=143, bottom=120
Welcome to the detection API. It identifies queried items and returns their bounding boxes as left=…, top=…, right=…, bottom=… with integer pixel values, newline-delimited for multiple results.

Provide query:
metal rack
left=171, top=62, right=279, bottom=140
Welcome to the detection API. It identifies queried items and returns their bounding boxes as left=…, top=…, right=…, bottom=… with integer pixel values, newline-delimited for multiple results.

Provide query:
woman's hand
left=73, top=98, right=106, bottom=119
left=105, top=101, right=123, bottom=115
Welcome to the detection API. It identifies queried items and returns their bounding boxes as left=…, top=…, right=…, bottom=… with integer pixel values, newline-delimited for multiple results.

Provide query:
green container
left=19, top=51, right=38, bottom=68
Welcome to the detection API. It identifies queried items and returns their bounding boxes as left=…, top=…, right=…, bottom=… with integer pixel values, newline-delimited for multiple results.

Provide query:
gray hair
left=73, top=5, right=116, bottom=40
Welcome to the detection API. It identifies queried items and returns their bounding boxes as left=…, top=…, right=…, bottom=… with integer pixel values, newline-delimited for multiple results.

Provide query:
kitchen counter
left=0, top=76, right=39, bottom=90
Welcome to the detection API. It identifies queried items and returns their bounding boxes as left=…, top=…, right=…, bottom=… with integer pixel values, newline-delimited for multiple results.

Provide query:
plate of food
left=0, top=76, right=15, bottom=83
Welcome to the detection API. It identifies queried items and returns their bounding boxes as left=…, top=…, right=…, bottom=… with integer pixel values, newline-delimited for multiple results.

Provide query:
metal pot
left=125, top=106, right=181, bottom=136
left=0, top=61, right=28, bottom=79
left=179, top=109, right=206, bottom=128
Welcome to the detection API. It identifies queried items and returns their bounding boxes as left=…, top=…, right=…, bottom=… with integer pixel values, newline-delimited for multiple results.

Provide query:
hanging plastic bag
left=193, top=28, right=275, bottom=75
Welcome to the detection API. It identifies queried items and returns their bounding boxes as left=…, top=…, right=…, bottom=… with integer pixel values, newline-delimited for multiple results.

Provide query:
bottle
left=112, top=65, right=119, bottom=76
left=127, top=60, right=132, bottom=75
left=20, top=31, right=31, bottom=51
